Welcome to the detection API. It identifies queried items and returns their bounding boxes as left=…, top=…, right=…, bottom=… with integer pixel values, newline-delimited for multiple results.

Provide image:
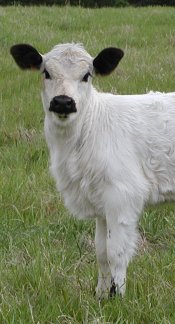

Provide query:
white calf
left=10, top=43, right=175, bottom=298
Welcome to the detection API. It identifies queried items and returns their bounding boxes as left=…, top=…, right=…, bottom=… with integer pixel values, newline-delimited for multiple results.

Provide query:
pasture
left=0, top=5, right=175, bottom=323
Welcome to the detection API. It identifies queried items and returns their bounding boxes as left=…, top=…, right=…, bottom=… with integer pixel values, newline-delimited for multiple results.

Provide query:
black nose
left=49, top=95, right=77, bottom=114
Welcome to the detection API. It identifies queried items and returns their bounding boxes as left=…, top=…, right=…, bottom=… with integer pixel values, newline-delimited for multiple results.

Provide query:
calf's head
left=10, top=43, right=124, bottom=124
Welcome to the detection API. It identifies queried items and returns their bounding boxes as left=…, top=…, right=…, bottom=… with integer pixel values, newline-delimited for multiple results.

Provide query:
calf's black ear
left=10, top=44, right=42, bottom=70
left=93, top=47, right=124, bottom=75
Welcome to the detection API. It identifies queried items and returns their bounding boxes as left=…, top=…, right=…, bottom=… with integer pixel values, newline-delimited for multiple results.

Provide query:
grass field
left=1, top=5, right=175, bottom=323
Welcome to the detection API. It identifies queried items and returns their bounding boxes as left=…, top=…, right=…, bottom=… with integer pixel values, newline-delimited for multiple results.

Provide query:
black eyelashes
left=43, top=69, right=51, bottom=79
left=82, top=72, right=92, bottom=82
left=42, top=69, right=91, bottom=82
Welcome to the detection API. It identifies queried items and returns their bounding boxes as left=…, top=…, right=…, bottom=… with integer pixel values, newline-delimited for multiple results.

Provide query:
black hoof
left=109, top=278, right=116, bottom=298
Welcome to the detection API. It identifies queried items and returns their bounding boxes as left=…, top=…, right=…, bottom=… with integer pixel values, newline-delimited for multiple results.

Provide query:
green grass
left=1, top=5, right=175, bottom=323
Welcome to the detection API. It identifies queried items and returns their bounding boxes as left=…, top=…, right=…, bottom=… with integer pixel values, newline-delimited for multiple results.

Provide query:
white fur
left=40, top=44, right=175, bottom=298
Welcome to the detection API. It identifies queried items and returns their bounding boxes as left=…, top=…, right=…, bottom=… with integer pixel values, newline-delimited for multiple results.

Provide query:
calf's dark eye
left=82, top=72, right=91, bottom=82
left=43, top=69, right=51, bottom=79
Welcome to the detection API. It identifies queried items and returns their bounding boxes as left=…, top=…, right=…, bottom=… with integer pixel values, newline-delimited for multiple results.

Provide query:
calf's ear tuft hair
left=10, top=44, right=42, bottom=70
left=93, top=47, right=124, bottom=75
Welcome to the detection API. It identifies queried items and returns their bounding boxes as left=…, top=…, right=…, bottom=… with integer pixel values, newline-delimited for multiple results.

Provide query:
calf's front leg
left=95, top=217, right=111, bottom=299
left=106, top=214, right=139, bottom=296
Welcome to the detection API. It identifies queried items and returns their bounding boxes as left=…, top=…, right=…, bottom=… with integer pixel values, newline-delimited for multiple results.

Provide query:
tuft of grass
left=0, top=5, right=175, bottom=323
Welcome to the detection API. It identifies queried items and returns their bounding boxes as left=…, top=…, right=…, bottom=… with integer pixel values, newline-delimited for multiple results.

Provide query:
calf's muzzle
left=49, top=95, right=77, bottom=115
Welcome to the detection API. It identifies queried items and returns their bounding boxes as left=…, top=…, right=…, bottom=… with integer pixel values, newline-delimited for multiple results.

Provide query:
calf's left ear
left=93, top=47, right=124, bottom=75
left=10, top=44, right=43, bottom=70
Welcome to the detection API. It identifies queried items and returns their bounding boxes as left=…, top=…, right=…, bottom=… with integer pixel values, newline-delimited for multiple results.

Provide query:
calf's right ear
left=10, top=44, right=43, bottom=70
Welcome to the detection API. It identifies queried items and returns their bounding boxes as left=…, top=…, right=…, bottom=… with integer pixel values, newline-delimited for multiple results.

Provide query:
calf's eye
left=43, top=69, right=51, bottom=79
left=82, top=72, right=91, bottom=82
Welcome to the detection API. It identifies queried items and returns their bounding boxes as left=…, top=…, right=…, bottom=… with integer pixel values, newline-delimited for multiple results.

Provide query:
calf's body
left=10, top=43, right=175, bottom=298
left=46, top=90, right=175, bottom=296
